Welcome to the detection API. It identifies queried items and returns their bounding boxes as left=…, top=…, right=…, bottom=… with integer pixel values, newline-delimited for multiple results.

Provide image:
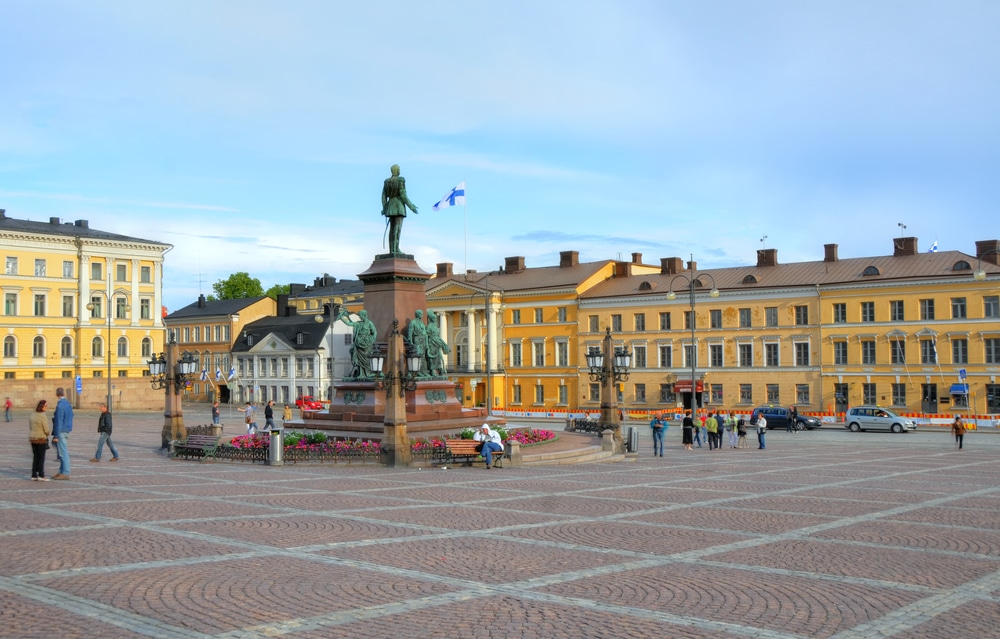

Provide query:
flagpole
left=463, top=179, right=468, bottom=277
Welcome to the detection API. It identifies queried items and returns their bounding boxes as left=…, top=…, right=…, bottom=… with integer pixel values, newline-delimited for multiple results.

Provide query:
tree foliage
left=264, top=283, right=290, bottom=300
left=211, top=272, right=264, bottom=300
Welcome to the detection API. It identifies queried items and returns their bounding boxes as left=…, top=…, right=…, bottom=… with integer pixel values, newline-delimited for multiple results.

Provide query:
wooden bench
left=434, top=439, right=504, bottom=468
left=173, top=434, right=223, bottom=460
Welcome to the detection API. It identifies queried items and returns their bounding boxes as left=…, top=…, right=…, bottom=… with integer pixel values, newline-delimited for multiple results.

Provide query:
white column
left=487, top=303, right=498, bottom=371
left=438, top=311, right=450, bottom=370
left=465, top=308, right=476, bottom=372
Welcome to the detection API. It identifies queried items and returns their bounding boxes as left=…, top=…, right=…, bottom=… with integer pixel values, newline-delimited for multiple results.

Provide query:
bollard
left=268, top=427, right=284, bottom=466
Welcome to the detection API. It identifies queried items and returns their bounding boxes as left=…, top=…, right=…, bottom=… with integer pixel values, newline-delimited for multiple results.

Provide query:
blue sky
left=3, top=1, right=999, bottom=313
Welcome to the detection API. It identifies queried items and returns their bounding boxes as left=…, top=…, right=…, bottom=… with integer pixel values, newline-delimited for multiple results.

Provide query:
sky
left=2, top=1, right=999, bottom=313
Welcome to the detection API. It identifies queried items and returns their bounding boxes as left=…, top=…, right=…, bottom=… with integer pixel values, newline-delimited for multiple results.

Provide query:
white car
left=844, top=406, right=916, bottom=433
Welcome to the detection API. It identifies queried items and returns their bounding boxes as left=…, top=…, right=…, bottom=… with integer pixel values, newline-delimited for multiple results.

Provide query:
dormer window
left=247, top=334, right=255, bottom=346
left=952, top=260, right=971, bottom=271
left=742, top=274, right=758, bottom=284
left=639, top=281, right=653, bottom=291
left=862, top=266, right=880, bottom=276
left=296, top=333, right=305, bottom=345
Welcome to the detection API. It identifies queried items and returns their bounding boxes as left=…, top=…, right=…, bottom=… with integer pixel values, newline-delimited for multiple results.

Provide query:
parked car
left=295, top=395, right=323, bottom=410
left=749, top=405, right=823, bottom=431
left=843, top=406, right=916, bottom=433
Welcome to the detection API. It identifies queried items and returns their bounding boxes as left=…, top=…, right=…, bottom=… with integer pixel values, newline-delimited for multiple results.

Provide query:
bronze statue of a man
left=381, top=164, right=419, bottom=254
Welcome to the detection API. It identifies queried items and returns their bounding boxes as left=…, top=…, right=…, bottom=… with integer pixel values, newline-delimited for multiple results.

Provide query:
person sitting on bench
left=473, top=424, right=504, bottom=469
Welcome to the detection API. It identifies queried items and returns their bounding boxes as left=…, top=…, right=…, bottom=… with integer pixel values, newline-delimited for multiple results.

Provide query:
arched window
left=117, top=336, right=128, bottom=357
left=61, top=336, right=73, bottom=357
left=742, top=274, right=758, bottom=284
left=32, top=336, right=45, bottom=358
left=141, top=337, right=152, bottom=357
left=92, top=336, right=104, bottom=358
left=3, top=336, right=15, bottom=358
left=638, top=281, right=653, bottom=291
left=952, top=260, right=971, bottom=271
left=862, top=265, right=880, bottom=276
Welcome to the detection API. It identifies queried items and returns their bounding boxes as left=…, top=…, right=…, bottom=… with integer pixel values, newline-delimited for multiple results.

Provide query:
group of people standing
left=238, top=400, right=294, bottom=435
left=675, top=410, right=750, bottom=453
left=27, top=387, right=119, bottom=481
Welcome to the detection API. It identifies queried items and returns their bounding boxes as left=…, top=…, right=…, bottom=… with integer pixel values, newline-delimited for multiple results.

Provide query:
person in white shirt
left=473, top=424, right=504, bottom=469
left=756, top=414, right=768, bottom=449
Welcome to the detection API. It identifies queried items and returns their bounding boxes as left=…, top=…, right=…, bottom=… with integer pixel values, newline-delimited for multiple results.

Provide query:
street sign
left=75, top=375, right=82, bottom=394
left=958, top=368, right=967, bottom=381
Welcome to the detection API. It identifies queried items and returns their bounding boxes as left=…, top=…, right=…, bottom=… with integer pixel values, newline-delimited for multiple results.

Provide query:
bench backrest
left=184, top=435, right=220, bottom=446
left=445, top=439, right=480, bottom=453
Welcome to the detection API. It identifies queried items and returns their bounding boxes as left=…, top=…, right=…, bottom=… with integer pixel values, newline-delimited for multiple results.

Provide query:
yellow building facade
left=1, top=210, right=171, bottom=408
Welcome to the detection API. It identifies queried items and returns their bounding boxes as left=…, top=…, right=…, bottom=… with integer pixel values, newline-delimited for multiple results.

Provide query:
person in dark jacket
left=91, top=403, right=120, bottom=462
left=51, top=386, right=74, bottom=479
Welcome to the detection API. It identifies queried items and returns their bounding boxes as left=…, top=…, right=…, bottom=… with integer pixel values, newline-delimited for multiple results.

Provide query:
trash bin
left=627, top=426, right=638, bottom=453
left=268, top=427, right=284, bottom=466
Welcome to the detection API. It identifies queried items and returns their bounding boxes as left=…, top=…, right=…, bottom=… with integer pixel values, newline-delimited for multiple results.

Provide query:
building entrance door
left=921, top=384, right=938, bottom=414
left=834, top=383, right=849, bottom=414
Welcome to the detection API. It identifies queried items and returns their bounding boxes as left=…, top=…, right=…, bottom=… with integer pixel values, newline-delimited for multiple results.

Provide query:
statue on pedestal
left=405, top=310, right=428, bottom=377
left=381, top=164, right=419, bottom=254
left=425, top=310, right=450, bottom=376
left=338, top=309, right=377, bottom=379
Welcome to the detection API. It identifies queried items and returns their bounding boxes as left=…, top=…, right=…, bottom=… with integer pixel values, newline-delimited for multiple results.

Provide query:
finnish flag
left=432, top=182, right=466, bottom=211
left=200, top=369, right=208, bottom=381
left=215, top=368, right=222, bottom=381
left=228, top=366, right=236, bottom=381
left=928, top=241, right=938, bottom=253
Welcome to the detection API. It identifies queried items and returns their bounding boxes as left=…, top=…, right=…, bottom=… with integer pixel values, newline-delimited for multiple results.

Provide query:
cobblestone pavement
left=1, top=411, right=998, bottom=638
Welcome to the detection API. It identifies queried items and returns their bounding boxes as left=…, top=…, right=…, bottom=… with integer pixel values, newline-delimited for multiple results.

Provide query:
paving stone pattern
left=1, top=412, right=999, bottom=638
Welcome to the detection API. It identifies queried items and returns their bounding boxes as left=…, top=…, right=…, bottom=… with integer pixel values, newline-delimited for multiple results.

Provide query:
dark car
left=749, top=405, right=822, bottom=431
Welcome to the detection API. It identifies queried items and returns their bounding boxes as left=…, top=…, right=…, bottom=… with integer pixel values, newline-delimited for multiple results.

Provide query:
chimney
left=756, top=249, right=778, bottom=267
left=504, top=256, right=525, bottom=274
left=976, top=240, right=1000, bottom=266
left=824, top=244, right=839, bottom=262
left=74, top=219, right=89, bottom=229
left=277, top=294, right=289, bottom=314
left=559, top=251, right=579, bottom=268
left=436, top=262, right=453, bottom=278
left=197, top=294, right=207, bottom=308
left=660, top=257, right=684, bottom=275
left=0, top=209, right=5, bottom=219
left=893, top=237, right=918, bottom=256
left=50, top=217, right=60, bottom=224
left=631, top=252, right=642, bottom=264
left=687, top=259, right=697, bottom=271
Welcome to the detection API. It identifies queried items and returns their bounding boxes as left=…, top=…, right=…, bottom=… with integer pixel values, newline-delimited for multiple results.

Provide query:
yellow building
left=1, top=209, right=170, bottom=408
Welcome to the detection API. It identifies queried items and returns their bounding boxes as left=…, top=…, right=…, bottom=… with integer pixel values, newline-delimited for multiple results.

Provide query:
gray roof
left=166, top=296, right=270, bottom=320
left=0, top=211, right=170, bottom=247
left=231, top=314, right=328, bottom=353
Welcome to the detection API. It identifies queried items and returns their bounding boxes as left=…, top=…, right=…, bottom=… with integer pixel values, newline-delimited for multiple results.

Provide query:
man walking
left=4, top=396, right=12, bottom=422
left=650, top=415, right=666, bottom=457
left=51, top=387, right=74, bottom=479
left=91, top=403, right=120, bottom=462
left=264, top=400, right=276, bottom=430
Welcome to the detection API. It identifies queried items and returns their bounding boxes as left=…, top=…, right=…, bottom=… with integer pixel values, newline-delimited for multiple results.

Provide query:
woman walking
left=952, top=416, right=966, bottom=450
left=681, top=410, right=694, bottom=451
left=29, top=399, right=51, bottom=481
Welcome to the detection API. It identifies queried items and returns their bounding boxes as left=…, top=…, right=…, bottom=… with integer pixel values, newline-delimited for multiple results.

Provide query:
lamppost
left=86, top=272, right=129, bottom=415
left=370, top=319, right=422, bottom=467
left=148, top=330, right=200, bottom=448
left=973, top=249, right=1000, bottom=281
left=586, top=327, right=632, bottom=431
left=666, top=255, right=719, bottom=412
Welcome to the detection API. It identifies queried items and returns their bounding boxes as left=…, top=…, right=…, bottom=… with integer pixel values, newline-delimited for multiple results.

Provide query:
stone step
left=521, top=445, right=624, bottom=466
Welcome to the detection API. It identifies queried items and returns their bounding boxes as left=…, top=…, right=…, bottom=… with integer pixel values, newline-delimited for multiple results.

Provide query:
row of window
left=236, top=356, right=317, bottom=379
left=509, top=307, right=570, bottom=325
left=832, top=297, right=999, bottom=322
left=3, top=257, right=153, bottom=282
left=175, top=324, right=232, bottom=343
left=2, top=293, right=153, bottom=319
left=832, top=337, right=1000, bottom=366
left=509, top=382, right=815, bottom=407
left=2, top=335, right=154, bottom=359
left=232, top=384, right=316, bottom=405
left=2, top=369, right=132, bottom=380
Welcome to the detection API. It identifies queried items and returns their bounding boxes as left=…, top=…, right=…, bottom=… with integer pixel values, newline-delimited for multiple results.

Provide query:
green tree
left=211, top=272, right=264, bottom=300
left=264, top=283, right=290, bottom=300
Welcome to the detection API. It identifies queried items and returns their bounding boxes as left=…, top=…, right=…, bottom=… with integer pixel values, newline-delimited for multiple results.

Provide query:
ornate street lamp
left=666, top=255, right=720, bottom=412
left=148, top=331, right=201, bottom=448
left=586, top=327, right=631, bottom=432
left=973, top=249, right=1000, bottom=281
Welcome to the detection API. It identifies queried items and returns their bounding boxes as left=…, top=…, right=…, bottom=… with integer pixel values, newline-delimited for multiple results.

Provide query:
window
left=511, top=309, right=520, bottom=324
left=891, top=339, right=906, bottom=364
left=3, top=336, right=14, bottom=357
left=832, top=303, right=846, bottom=324
left=558, top=307, right=567, bottom=322
left=920, top=299, right=935, bottom=320
left=709, top=309, right=721, bottom=328
left=32, top=336, right=44, bottom=358
left=710, top=384, right=723, bottom=404
left=685, top=311, right=694, bottom=330
left=952, top=338, right=968, bottom=364
left=739, top=384, right=753, bottom=404
left=890, top=300, right=905, bottom=321
left=861, top=340, right=876, bottom=365
left=532, top=341, right=544, bottom=367
left=834, top=341, right=847, bottom=365
left=92, top=336, right=104, bottom=358
left=951, top=297, right=967, bottom=319
left=62, top=295, right=74, bottom=317
left=33, top=294, right=45, bottom=317
left=556, top=341, right=568, bottom=367
left=863, top=383, right=876, bottom=405
left=91, top=262, right=102, bottom=280
left=61, top=336, right=72, bottom=357
left=63, top=261, right=73, bottom=278
left=34, top=259, right=46, bottom=276
left=511, top=342, right=522, bottom=367
left=140, top=265, right=151, bottom=283
left=659, top=344, right=672, bottom=367
left=117, top=337, right=128, bottom=357
left=796, top=384, right=810, bottom=404
left=659, top=384, right=675, bottom=403
left=534, top=308, right=543, bottom=323
left=861, top=301, right=875, bottom=323
left=141, top=337, right=152, bottom=358
left=892, top=383, right=906, bottom=407
left=90, top=296, right=102, bottom=319
left=709, top=343, right=722, bottom=367
left=534, top=384, right=544, bottom=404
left=766, top=384, right=779, bottom=404
left=634, top=313, right=645, bottom=331
left=765, top=307, right=777, bottom=327
left=738, top=343, right=753, bottom=367
left=739, top=308, right=752, bottom=328
left=513, top=384, right=522, bottom=404
left=116, top=263, right=127, bottom=281
left=659, top=312, right=671, bottom=330
left=794, top=305, right=808, bottom=326
left=558, top=384, right=568, bottom=405
left=183, top=327, right=190, bottom=342
left=140, top=298, right=151, bottom=320
left=611, top=314, right=622, bottom=332
left=684, top=343, right=696, bottom=367
left=986, top=338, right=1000, bottom=365
left=921, top=340, right=937, bottom=364
left=589, top=383, right=600, bottom=401
left=5, top=257, right=17, bottom=274
left=93, top=370, right=103, bottom=378
left=794, top=342, right=810, bottom=366
left=635, top=383, right=646, bottom=403
left=588, top=315, right=599, bottom=332
left=633, top=345, right=646, bottom=368
left=4, top=293, right=16, bottom=315
left=116, top=297, right=128, bottom=319
left=985, top=296, right=1000, bottom=318
left=764, top=342, right=779, bottom=366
